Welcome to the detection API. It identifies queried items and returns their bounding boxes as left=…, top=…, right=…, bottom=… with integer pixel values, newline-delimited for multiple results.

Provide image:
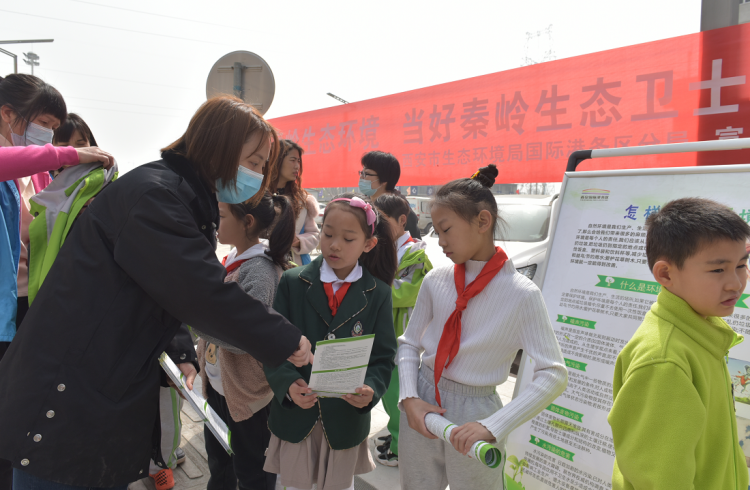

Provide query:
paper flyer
left=158, top=352, right=233, bottom=455
left=424, top=413, right=503, bottom=469
left=308, top=334, right=374, bottom=397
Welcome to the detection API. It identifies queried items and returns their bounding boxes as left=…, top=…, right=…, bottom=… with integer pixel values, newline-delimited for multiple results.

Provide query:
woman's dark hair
left=0, top=74, right=67, bottom=131
left=161, top=95, right=279, bottom=206
left=228, top=192, right=295, bottom=270
left=53, top=113, right=98, bottom=146
left=361, top=151, right=400, bottom=191
left=271, top=139, right=307, bottom=217
left=432, top=164, right=503, bottom=232
left=374, top=193, right=410, bottom=222
left=322, top=192, right=397, bottom=285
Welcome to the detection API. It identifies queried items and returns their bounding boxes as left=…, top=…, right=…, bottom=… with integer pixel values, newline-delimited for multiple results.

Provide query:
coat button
left=57, top=384, right=65, bottom=392
left=46, top=410, right=55, bottom=418
left=33, top=434, right=42, bottom=442
left=20, top=459, right=29, bottom=466
left=139, top=470, right=143, bottom=475
left=201, top=225, right=206, bottom=230
left=179, top=354, right=186, bottom=360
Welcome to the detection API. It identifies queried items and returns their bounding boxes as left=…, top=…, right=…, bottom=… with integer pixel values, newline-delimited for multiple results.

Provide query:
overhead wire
left=41, top=67, right=195, bottom=90
left=64, top=95, right=192, bottom=112
left=69, top=0, right=257, bottom=32
left=0, top=8, right=238, bottom=47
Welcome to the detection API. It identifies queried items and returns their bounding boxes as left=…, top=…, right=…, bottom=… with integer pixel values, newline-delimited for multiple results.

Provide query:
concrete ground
left=128, top=376, right=516, bottom=490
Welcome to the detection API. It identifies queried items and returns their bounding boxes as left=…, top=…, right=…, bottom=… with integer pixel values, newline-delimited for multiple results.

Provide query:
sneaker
left=174, top=447, right=186, bottom=465
left=149, top=469, right=175, bottom=490
left=377, top=451, right=398, bottom=467
left=377, top=434, right=392, bottom=443
left=376, top=440, right=391, bottom=454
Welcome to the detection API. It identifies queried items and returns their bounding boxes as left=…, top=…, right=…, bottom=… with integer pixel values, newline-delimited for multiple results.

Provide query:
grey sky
left=1, top=0, right=701, bottom=173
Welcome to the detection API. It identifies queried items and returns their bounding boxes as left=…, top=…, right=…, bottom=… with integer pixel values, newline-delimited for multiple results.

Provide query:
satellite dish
left=206, top=51, right=275, bottom=115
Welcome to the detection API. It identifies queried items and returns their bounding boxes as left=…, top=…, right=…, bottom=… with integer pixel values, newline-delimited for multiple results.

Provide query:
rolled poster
left=424, top=413, right=503, bottom=468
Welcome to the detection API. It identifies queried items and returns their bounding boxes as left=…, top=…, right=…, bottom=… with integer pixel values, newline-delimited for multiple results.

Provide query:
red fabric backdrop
left=269, top=23, right=750, bottom=187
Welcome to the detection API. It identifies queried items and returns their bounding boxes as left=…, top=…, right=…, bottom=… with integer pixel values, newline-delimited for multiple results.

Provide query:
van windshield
left=494, top=204, right=551, bottom=242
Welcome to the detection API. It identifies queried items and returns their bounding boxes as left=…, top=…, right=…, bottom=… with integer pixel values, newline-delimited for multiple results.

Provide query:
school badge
left=351, top=321, right=364, bottom=337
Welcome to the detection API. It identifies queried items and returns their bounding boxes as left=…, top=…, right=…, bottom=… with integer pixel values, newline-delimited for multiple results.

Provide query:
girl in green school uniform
left=263, top=193, right=398, bottom=490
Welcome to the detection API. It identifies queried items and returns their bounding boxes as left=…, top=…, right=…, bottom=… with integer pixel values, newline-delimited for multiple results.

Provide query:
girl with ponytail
left=193, top=191, right=296, bottom=490
left=263, top=192, right=398, bottom=490
left=396, top=165, right=568, bottom=489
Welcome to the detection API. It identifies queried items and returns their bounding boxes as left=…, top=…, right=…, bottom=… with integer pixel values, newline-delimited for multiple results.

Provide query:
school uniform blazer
left=264, top=255, right=397, bottom=450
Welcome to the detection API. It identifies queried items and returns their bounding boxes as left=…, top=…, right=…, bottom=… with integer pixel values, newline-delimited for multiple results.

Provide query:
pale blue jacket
left=0, top=180, right=20, bottom=342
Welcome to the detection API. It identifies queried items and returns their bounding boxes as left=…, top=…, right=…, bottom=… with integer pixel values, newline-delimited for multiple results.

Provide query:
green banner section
left=595, top=275, right=661, bottom=295
left=529, top=435, right=575, bottom=462
left=564, top=358, right=587, bottom=372
left=546, top=403, right=584, bottom=423
left=556, top=314, right=596, bottom=329
left=736, top=293, right=749, bottom=309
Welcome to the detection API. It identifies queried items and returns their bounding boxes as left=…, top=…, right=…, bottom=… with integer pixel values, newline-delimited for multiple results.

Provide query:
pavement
left=128, top=375, right=517, bottom=490
left=127, top=244, right=517, bottom=490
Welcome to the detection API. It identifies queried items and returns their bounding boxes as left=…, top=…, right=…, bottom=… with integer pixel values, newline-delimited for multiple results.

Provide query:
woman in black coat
left=0, top=96, right=312, bottom=490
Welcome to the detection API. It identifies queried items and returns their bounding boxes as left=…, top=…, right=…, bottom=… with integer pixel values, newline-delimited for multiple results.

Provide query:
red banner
left=269, top=24, right=750, bottom=187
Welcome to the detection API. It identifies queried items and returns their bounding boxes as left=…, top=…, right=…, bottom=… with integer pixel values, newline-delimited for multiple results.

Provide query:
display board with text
left=504, top=164, right=750, bottom=490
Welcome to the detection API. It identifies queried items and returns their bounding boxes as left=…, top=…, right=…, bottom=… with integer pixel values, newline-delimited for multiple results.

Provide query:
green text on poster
left=556, top=314, right=596, bottom=329
left=546, top=403, right=584, bottom=423
left=564, top=358, right=587, bottom=372
left=529, top=435, right=575, bottom=462
left=595, top=275, right=661, bottom=295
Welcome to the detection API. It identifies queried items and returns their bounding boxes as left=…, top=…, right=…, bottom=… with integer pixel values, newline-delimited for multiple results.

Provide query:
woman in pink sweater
left=0, top=74, right=114, bottom=490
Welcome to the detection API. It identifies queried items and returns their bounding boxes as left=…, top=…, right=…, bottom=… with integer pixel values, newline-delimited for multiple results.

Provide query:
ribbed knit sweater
left=397, top=257, right=568, bottom=443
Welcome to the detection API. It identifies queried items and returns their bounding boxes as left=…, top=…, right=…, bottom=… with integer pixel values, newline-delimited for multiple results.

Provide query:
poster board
left=504, top=164, right=750, bottom=490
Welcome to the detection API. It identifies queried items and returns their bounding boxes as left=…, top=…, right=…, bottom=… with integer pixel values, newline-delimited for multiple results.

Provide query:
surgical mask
left=8, top=120, right=54, bottom=147
left=215, top=165, right=264, bottom=204
left=358, top=178, right=378, bottom=197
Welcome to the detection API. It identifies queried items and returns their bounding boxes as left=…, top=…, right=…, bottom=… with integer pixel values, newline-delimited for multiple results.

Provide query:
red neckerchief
left=222, top=255, right=250, bottom=274
left=433, top=246, right=508, bottom=406
left=323, top=282, right=352, bottom=317
left=403, top=236, right=417, bottom=246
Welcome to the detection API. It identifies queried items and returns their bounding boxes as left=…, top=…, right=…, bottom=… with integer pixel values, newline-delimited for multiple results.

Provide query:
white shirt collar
left=396, top=231, right=414, bottom=264
left=224, top=243, right=268, bottom=268
left=320, top=259, right=362, bottom=293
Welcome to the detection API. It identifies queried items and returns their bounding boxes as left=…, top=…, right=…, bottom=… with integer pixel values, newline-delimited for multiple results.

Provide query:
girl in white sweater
left=397, top=165, right=568, bottom=490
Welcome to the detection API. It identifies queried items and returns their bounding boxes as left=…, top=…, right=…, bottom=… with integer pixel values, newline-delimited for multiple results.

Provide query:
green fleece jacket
left=608, top=287, right=748, bottom=490
left=391, top=240, right=432, bottom=338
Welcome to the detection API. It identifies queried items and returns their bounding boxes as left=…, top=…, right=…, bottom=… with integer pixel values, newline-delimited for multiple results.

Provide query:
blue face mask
left=358, top=178, right=378, bottom=197
left=216, top=165, right=264, bottom=204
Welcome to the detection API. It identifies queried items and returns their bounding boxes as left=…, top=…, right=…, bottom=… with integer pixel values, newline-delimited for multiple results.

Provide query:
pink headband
left=330, top=197, right=377, bottom=234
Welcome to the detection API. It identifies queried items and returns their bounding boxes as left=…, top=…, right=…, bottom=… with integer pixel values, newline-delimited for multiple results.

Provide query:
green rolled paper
left=424, top=413, right=503, bottom=468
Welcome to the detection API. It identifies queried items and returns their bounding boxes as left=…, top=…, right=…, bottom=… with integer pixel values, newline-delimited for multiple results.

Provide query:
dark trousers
left=204, top=383, right=276, bottom=490
left=0, top=297, right=30, bottom=490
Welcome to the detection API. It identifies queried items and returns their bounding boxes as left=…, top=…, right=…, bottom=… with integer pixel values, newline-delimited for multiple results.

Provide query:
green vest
left=264, top=256, right=397, bottom=450
left=28, top=163, right=118, bottom=304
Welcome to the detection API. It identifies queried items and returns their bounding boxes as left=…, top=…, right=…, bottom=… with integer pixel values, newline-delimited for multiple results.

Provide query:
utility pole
left=0, top=40, right=53, bottom=75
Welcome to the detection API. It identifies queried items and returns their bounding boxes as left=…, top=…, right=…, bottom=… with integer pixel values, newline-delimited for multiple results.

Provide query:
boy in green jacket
left=373, top=194, right=433, bottom=466
left=608, top=197, right=750, bottom=490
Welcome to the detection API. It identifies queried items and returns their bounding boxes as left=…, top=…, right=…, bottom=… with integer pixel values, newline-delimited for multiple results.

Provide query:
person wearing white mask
left=0, top=74, right=114, bottom=490
left=358, top=151, right=421, bottom=239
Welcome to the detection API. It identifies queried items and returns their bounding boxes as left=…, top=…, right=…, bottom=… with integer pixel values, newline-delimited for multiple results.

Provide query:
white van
left=406, top=196, right=433, bottom=234
left=423, top=194, right=560, bottom=287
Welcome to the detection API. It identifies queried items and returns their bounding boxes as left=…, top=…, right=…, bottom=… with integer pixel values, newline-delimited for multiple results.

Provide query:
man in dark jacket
left=0, top=150, right=310, bottom=489
left=358, top=151, right=422, bottom=239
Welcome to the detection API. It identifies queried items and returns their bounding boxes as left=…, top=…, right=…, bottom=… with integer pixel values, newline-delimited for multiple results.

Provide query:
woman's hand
left=449, top=422, right=495, bottom=455
left=344, top=385, right=374, bottom=408
left=402, top=397, right=446, bottom=439
left=76, top=147, right=115, bottom=169
left=287, top=335, right=314, bottom=367
left=292, top=237, right=301, bottom=249
left=288, top=379, right=318, bottom=409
